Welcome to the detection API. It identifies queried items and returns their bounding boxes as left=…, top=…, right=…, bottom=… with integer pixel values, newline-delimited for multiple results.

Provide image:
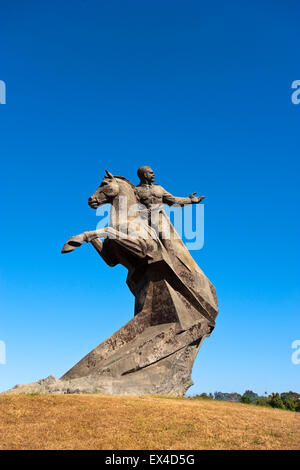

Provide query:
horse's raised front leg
left=61, top=230, right=101, bottom=254
left=61, top=227, right=153, bottom=259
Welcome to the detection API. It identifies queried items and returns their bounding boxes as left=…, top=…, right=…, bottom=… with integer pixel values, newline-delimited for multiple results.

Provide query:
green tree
left=267, top=393, right=285, bottom=410
left=242, top=390, right=258, bottom=403
left=241, top=395, right=252, bottom=404
left=256, top=397, right=269, bottom=407
left=284, top=397, right=296, bottom=411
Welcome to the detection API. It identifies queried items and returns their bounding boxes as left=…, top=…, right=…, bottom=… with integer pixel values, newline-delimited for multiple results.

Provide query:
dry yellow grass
left=0, top=394, right=299, bottom=450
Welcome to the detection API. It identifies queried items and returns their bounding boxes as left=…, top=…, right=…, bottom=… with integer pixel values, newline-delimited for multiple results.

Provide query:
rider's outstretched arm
left=162, top=187, right=205, bottom=207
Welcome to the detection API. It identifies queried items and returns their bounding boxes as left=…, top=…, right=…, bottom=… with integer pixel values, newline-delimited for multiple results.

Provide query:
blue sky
left=0, top=0, right=299, bottom=395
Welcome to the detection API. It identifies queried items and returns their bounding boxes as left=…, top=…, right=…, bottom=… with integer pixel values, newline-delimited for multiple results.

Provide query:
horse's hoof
left=61, top=242, right=75, bottom=254
left=67, top=234, right=85, bottom=247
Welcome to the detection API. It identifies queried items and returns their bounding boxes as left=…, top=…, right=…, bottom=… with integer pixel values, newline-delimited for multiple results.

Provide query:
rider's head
left=137, top=166, right=155, bottom=184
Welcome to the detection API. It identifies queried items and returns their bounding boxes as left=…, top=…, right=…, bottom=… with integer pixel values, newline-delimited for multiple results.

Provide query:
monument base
left=4, top=305, right=214, bottom=396
left=6, top=343, right=199, bottom=396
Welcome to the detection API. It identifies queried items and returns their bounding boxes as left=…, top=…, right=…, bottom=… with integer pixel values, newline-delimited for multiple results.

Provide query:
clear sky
left=0, top=0, right=299, bottom=395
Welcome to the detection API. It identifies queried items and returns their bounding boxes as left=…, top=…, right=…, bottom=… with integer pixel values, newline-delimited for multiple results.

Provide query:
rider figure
left=135, top=166, right=204, bottom=208
left=134, top=166, right=205, bottom=252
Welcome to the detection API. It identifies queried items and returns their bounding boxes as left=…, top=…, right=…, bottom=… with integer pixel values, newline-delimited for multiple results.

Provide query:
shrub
left=281, top=391, right=300, bottom=412
left=267, top=393, right=285, bottom=410
left=241, top=395, right=252, bottom=404
left=256, top=398, right=270, bottom=407
left=284, top=398, right=296, bottom=411
left=192, top=393, right=213, bottom=400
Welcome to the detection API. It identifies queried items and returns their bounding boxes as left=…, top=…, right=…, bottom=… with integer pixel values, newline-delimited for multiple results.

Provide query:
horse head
left=63, top=170, right=158, bottom=257
left=88, top=170, right=122, bottom=209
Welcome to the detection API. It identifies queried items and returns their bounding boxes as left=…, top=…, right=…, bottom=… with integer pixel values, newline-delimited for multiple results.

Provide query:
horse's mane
left=104, top=175, right=135, bottom=188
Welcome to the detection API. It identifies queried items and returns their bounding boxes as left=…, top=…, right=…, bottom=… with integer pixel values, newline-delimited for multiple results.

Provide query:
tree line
left=192, top=390, right=300, bottom=411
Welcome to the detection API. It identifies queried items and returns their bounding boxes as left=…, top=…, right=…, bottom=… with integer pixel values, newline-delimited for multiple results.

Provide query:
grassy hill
left=0, top=394, right=299, bottom=450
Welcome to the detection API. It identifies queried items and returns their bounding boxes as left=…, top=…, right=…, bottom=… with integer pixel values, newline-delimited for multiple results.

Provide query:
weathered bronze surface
left=59, top=167, right=218, bottom=395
